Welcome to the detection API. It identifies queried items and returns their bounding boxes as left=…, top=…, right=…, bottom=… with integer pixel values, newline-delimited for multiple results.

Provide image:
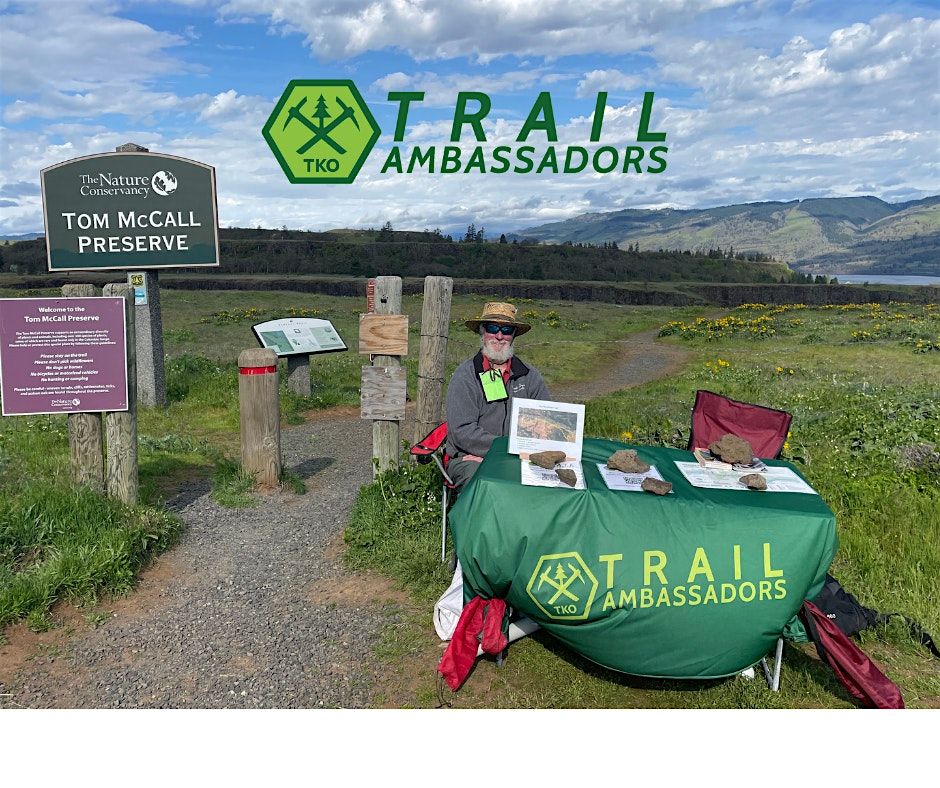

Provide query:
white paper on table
left=596, top=463, right=672, bottom=493
left=520, top=459, right=586, bottom=490
left=509, top=398, right=585, bottom=460
left=674, top=461, right=818, bottom=494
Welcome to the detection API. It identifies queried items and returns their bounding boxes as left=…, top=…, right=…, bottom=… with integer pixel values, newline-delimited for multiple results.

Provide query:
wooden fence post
left=102, top=283, right=138, bottom=505
left=62, top=283, right=104, bottom=492
left=372, top=276, right=403, bottom=477
left=414, top=276, right=453, bottom=447
left=238, top=347, right=281, bottom=487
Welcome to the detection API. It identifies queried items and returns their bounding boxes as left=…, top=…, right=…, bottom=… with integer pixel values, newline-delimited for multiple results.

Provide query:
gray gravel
left=3, top=413, right=396, bottom=709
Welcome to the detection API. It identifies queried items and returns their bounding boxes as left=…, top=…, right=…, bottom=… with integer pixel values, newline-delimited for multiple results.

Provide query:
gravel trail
left=0, top=327, right=690, bottom=708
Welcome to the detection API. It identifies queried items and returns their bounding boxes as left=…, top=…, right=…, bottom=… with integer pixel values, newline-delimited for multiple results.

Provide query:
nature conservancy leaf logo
left=262, top=80, right=380, bottom=184
left=526, top=552, right=598, bottom=621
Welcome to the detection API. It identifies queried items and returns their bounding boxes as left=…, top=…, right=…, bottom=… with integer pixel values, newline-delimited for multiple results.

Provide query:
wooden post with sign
left=414, top=276, right=453, bottom=447
left=62, top=283, right=104, bottom=492
left=361, top=276, right=406, bottom=477
left=102, top=283, right=138, bottom=505
left=239, top=348, right=281, bottom=487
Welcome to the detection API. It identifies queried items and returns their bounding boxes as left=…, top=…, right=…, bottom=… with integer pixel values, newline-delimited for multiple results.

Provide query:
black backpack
left=812, top=573, right=939, bottom=658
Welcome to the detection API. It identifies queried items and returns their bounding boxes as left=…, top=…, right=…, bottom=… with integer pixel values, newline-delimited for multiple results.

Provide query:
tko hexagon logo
left=262, top=80, right=380, bottom=184
left=526, top=552, right=598, bottom=621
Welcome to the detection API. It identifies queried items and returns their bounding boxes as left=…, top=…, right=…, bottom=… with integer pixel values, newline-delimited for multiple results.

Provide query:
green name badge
left=479, top=370, right=507, bottom=402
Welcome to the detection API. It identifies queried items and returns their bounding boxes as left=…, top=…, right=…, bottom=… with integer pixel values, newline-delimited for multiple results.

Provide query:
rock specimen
left=641, top=477, right=672, bottom=495
left=529, top=450, right=567, bottom=469
left=739, top=473, right=767, bottom=490
left=708, top=433, right=754, bottom=465
left=555, top=469, right=577, bottom=487
left=607, top=449, right=650, bottom=474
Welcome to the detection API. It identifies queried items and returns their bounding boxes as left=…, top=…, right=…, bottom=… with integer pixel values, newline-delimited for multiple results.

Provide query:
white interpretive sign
left=252, top=317, right=347, bottom=357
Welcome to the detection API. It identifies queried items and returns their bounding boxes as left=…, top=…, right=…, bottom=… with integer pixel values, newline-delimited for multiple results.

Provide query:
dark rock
left=739, top=473, right=767, bottom=490
left=641, top=477, right=672, bottom=495
left=607, top=449, right=650, bottom=473
left=708, top=433, right=753, bottom=465
left=529, top=450, right=567, bottom=469
left=555, top=469, right=578, bottom=486
left=898, top=443, right=940, bottom=471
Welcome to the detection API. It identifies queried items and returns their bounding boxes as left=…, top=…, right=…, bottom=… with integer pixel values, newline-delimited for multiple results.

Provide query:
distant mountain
left=0, top=232, right=43, bottom=242
left=512, top=196, right=940, bottom=276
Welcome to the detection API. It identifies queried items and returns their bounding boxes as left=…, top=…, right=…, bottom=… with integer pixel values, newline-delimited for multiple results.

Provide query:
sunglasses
left=484, top=323, right=517, bottom=336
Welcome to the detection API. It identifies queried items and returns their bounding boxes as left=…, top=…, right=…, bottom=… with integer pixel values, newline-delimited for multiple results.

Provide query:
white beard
left=481, top=335, right=515, bottom=364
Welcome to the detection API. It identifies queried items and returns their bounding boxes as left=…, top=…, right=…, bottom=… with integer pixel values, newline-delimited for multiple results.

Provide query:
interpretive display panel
left=0, top=297, right=128, bottom=415
left=252, top=317, right=347, bottom=357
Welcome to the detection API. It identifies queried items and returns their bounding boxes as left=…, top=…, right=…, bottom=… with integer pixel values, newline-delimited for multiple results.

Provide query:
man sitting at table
left=445, top=301, right=551, bottom=489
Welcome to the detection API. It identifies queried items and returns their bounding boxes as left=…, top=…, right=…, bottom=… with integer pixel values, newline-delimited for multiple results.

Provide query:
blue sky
left=1, top=0, right=937, bottom=236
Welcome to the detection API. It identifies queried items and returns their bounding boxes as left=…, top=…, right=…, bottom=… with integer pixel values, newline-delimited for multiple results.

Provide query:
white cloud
left=217, top=0, right=748, bottom=61
left=576, top=70, right=644, bottom=98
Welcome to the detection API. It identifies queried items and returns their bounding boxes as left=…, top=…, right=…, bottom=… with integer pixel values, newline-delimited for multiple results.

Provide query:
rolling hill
left=512, top=196, right=940, bottom=276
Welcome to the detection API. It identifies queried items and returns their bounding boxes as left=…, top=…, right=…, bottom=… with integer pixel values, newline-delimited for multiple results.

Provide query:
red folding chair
left=688, top=389, right=792, bottom=460
left=410, top=422, right=456, bottom=562
left=688, top=389, right=793, bottom=689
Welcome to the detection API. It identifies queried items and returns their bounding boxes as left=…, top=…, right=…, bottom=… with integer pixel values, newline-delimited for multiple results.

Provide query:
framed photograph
left=509, top=398, right=585, bottom=460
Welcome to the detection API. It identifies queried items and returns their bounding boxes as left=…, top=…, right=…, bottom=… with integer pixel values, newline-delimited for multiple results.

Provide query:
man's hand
left=462, top=454, right=484, bottom=463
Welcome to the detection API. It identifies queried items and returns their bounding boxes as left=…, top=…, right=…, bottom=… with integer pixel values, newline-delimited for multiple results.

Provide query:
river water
left=827, top=274, right=940, bottom=286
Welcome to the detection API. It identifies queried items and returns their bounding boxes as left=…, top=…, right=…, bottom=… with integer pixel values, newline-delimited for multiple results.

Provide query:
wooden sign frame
left=361, top=365, right=407, bottom=420
left=359, top=313, right=408, bottom=356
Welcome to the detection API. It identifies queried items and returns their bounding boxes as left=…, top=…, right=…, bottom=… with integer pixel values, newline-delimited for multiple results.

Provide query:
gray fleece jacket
left=445, top=351, right=551, bottom=460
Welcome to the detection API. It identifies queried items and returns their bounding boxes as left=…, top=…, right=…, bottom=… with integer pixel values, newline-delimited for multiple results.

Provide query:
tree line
left=0, top=227, right=832, bottom=285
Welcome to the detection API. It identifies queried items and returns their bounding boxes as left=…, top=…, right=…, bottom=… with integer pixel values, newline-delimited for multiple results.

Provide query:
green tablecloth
left=450, top=437, right=838, bottom=679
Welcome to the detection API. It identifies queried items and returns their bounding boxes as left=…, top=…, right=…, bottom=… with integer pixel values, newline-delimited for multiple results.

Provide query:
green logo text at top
left=262, top=80, right=381, bottom=184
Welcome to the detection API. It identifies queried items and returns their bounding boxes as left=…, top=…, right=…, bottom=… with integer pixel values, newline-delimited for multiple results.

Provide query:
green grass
left=345, top=301, right=940, bottom=708
left=0, top=482, right=182, bottom=629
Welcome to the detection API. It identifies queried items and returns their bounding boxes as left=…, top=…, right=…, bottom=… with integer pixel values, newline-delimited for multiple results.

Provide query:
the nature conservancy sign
left=263, top=81, right=668, bottom=184
left=41, top=152, right=220, bottom=272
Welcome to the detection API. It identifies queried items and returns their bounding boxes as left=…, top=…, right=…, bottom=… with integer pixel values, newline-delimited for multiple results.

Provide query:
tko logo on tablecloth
left=526, top=552, right=599, bottom=621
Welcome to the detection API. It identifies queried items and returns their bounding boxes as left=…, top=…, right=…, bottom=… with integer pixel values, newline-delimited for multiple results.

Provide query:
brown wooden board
left=359, top=313, right=409, bottom=356
left=361, top=365, right=407, bottom=420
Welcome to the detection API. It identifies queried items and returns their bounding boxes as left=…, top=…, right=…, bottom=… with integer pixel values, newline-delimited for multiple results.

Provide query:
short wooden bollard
left=62, top=283, right=104, bottom=492
left=238, top=348, right=281, bottom=487
left=102, top=283, right=138, bottom=505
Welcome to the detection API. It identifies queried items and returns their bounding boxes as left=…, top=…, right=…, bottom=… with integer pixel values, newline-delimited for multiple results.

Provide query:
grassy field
left=345, top=300, right=940, bottom=708
left=1, top=286, right=937, bottom=709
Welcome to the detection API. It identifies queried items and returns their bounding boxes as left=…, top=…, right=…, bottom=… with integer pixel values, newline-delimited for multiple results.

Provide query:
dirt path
left=0, top=328, right=692, bottom=708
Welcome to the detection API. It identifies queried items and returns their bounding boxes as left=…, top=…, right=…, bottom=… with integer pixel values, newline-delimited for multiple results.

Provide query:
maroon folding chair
left=688, top=390, right=792, bottom=460
left=410, top=422, right=456, bottom=562
left=687, top=389, right=793, bottom=689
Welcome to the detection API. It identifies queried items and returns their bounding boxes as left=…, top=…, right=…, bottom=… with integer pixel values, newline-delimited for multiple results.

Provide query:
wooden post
left=372, top=276, right=403, bottom=477
left=62, top=283, right=104, bottom=492
left=102, top=283, right=138, bottom=505
left=414, top=276, right=453, bottom=446
left=238, top=347, right=281, bottom=487
left=286, top=354, right=311, bottom=397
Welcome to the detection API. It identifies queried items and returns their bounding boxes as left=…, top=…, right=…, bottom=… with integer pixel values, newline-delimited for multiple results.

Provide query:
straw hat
left=464, top=301, right=531, bottom=336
